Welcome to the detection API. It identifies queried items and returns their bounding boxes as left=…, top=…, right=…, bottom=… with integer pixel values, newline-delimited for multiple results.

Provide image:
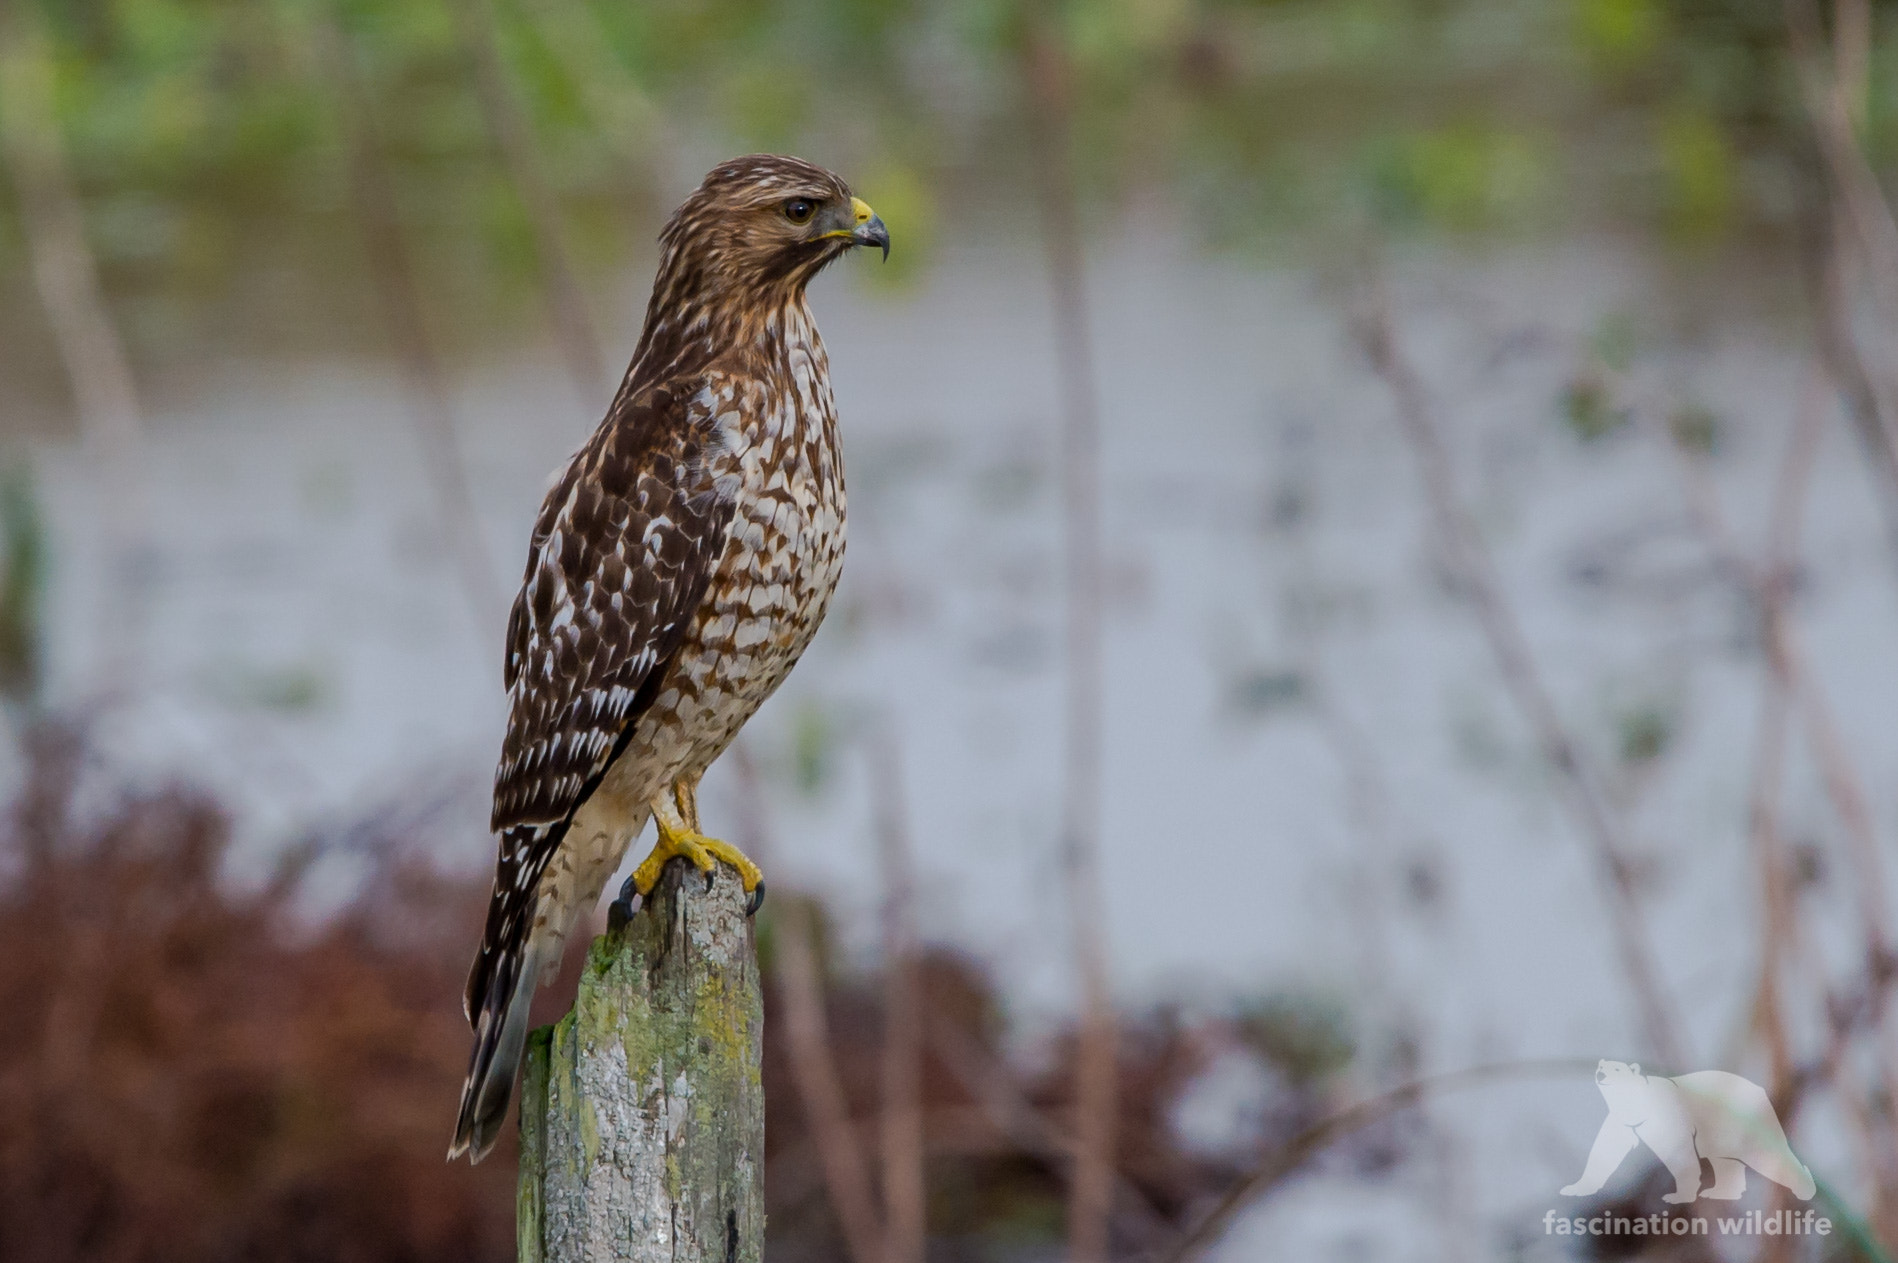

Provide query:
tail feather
left=448, top=936, right=547, bottom=1163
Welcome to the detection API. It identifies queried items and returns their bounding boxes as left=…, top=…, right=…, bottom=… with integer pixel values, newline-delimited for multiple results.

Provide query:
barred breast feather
left=451, top=382, right=736, bottom=1159
left=452, top=152, right=872, bottom=1165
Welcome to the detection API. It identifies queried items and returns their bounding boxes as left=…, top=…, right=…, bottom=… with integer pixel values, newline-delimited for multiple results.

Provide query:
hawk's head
left=658, top=154, right=890, bottom=294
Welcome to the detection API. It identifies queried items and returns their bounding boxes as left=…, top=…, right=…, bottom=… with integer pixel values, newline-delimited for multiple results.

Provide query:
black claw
left=703, top=867, right=716, bottom=894
left=746, top=881, right=766, bottom=917
left=608, top=874, right=640, bottom=934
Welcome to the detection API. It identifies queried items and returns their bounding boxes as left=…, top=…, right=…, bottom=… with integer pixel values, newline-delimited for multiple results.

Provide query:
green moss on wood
left=518, top=859, right=765, bottom=1262
left=516, top=1026, right=551, bottom=1263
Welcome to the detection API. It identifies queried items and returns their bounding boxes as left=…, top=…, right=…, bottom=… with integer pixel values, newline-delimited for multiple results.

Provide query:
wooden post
left=517, top=860, right=765, bottom=1263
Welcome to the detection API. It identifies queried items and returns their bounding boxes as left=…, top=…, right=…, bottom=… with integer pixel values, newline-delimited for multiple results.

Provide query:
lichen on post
left=517, top=859, right=765, bottom=1263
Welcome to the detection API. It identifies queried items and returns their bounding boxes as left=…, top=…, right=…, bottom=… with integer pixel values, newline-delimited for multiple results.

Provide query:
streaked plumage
left=450, top=155, right=888, bottom=1162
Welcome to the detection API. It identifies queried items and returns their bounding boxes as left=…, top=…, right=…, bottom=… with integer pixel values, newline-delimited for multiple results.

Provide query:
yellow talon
left=627, top=781, right=766, bottom=913
left=630, top=826, right=764, bottom=897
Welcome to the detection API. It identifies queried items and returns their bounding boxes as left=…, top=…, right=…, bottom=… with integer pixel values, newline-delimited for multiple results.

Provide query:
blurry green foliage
left=1669, top=401, right=1720, bottom=455
left=1561, top=312, right=1640, bottom=441
left=1590, top=311, right=1639, bottom=372
left=1228, top=665, right=1307, bottom=718
left=1368, top=122, right=1551, bottom=233
left=212, top=660, right=332, bottom=713
left=0, top=0, right=1886, bottom=370
left=1575, top=0, right=1667, bottom=71
left=1615, top=700, right=1673, bottom=764
left=1236, top=988, right=1354, bottom=1086
left=789, top=698, right=835, bottom=796
left=1560, top=376, right=1631, bottom=441
left=0, top=469, right=44, bottom=704
left=1658, top=103, right=1734, bottom=241
left=852, top=160, right=934, bottom=290
left=972, top=1183, right=1065, bottom=1244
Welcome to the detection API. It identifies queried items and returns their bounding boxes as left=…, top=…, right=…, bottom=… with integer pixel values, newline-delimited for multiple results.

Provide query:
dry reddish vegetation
left=0, top=727, right=1291, bottom=1262
left=0, top=726, right=518, bottom=1262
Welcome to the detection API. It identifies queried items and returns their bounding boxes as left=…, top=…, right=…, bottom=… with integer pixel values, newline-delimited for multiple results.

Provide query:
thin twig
left=318, top=9, right=507, bottom=631
left=775, top=897, right=885, bottom=1263
left=872, top=733, right=926, bottom=1263
left=447, top=0, right=611, bottom=407
left=1833, top=0, right=1871, bottom=125
left=1810, top=215, right=1898, bottom=569
left=1715, top=375, right=1827, bottom=1102
left=1024, top=23, right=1117, bottom=1263
left=0, top=0, right=147, bottom=687
left=1353, top=289, right=1685, bottom=1069
left=1660, top=380, right=1897, bottom=977
left=1788, top=0, right=1898, bottom=593
left=1164, top=1058, right=1603, bottom=1263
left=511, top=0, right=670, bottom=178
left=1788, top=0, right=1898, bottom=333
left=922, top=1010, right=1174, bottom=1250
left=1655, top=371, right=1898, bottom=1215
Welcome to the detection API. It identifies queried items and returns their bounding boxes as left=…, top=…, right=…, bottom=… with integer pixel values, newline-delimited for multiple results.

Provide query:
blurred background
left=3, top=0, right=1898, bottom=1259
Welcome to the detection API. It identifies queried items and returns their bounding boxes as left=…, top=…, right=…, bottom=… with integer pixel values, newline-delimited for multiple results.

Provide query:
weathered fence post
left=517, top=859, right=765, bottom=1262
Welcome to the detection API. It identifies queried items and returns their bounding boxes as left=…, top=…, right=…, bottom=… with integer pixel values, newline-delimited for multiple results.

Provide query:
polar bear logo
left=1560, top=1060, right=1814, bottom=1204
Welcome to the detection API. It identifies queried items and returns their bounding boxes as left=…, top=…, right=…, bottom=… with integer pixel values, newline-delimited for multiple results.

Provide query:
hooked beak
left=829, top=196, right=890, bottom=261
left=856, top=214, right=891, bottom=261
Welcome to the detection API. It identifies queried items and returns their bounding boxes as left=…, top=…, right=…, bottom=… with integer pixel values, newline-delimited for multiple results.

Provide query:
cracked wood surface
left=518, top=860, right=764, bottom=1262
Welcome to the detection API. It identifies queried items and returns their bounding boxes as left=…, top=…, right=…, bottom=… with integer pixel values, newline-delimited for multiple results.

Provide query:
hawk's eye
left=783, top=198, right=817, bottom=225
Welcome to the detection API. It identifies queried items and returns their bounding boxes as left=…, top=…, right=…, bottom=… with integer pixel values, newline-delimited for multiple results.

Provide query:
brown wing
left=466, top=378, right=735, bottom=1020
left=493, top=379, right=734, bottom=830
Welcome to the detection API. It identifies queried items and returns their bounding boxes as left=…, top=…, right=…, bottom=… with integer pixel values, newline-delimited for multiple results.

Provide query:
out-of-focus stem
left=922, top=1010, right=1174, bottom=1249
left=873, top=736, right=926, bottom=1263
left=776, top=897, right=884, bottom=1263
left=1834, top=0, right=1871, bottom=124
left=448, top=0, right=611, bottom=408
left=1167, top=1059, right=1603, bottom=1263
left=1660, top=372, right=1898, bottom=1208
left=512, top=0, right=669, bottom=173
left=0, top=0, right=147, bottom=688
left=1024, top=23, right=1117, bottom=1263
left=1811, top=217, right=1898, bottom=569
left=1355, top=291, right=1685, bottom=1070
left=1790, top=0, right=1898, bottom=596
left=319, top=10, right=506, bottom=632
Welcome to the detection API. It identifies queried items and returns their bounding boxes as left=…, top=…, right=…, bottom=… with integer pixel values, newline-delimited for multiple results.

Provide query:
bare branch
left=1165, top=1059, right=1603, bottom=1263
left=1655, top=371, right=1898, bottom=1206
left=922, top=1010, right=1174, bottom=1250
left=0, top=0, right=147, bottom=684
left=1024, top=24, right=1117, bottom=1263
left=318, top=9, right=507, bottom=631
left=1353, top=289, right=1685, bottom=1068
left=447, top=0, right=612, bottom=407
left=873, top=735, right=926, bottom=1263
left=775, top=897, right=885, bottom=1263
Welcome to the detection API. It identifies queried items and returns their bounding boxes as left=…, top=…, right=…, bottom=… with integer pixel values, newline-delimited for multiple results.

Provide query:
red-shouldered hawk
left=450, top=155, right=888, bottom=1162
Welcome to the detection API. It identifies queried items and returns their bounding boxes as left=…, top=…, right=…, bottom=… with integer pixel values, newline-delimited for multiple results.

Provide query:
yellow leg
left=626, top=777, right=766, bottom=913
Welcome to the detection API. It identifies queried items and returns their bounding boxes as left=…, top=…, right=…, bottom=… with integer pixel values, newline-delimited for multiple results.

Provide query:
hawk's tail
left=448, top=932, right=549, bottom=1163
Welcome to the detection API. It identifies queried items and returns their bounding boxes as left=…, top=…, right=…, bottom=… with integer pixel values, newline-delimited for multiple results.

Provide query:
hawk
left=450, top=155, right=888, bottom=1162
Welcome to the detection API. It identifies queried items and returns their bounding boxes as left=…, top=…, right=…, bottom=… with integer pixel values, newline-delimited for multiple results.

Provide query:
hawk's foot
left=629, top=824, right=766, bottom=915
left=607, top=873, right=640, bottom=935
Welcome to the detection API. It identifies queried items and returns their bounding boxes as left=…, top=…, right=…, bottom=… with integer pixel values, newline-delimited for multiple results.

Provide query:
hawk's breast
left=609, top=315, right=846, bottom=795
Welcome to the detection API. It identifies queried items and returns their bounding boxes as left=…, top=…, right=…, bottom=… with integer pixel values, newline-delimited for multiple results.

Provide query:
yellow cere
left=823, top=197, right=878, bottom=239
